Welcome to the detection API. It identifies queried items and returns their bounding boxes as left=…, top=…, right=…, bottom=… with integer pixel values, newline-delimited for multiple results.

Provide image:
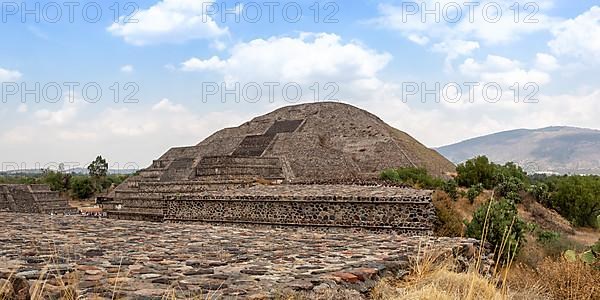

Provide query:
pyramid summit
left=104, top=102, right=454, bottom=233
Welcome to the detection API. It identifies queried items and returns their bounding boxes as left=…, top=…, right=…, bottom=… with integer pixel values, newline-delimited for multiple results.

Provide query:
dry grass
left=432, top=191, right=465, bottom=237
left=370, top=248, right=549, bottom=300
left=508, top=258, right=600, bottom=300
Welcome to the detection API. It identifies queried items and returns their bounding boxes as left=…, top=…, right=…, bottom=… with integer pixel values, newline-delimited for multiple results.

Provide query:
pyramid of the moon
left=136, top=102, right=452, bottom=182
left=104, top=102, right=454, bottom=232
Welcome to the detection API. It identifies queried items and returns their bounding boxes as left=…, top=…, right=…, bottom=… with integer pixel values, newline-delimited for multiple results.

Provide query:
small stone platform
left=0, top=213, right=486, bottom=299
left=0, top=184, right=76, bottom=214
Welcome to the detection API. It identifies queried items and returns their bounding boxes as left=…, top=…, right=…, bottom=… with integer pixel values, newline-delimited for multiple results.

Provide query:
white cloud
left=407, top=34, right=429, bottom=46
left=181, top=56, right=227, bottom=72
left=432, top=40, right=480, bottom=71
left=120, top=65, right=134, bottom=73
left=181, top=33, right=392, bottom=85
left=459, top=55, right=551, bottom=86
left=16, top=104, right=28, bottom=113
left=210, top=40, right=227, bottom=51
left=34, top=93, right=85, bottom=126
left=152, top=98, right=185, bottom=113
left=549, top=6, right=600, bottom=63
left=107, top=0, right=228, bottom=46
left=369, top=1, right=559, bottom=69
left=372, top=1, right=557, bottom=45
left=535, top=53, right=559, bottom=71
left=0, top=68, right=22, bottom=81
left=0, top=98, right=252, bottom=167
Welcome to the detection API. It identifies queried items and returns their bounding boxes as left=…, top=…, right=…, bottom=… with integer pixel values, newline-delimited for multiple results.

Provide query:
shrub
left=548, top=175, right=600, bottom=228
left=536, top=230, right=560, bottom=244
left=466, top=184, right=483, bottom=204
left=379, top=167, right=443, bottom=189
left=466, top=199, right=526, bottom=260
left=496, top=177, right=525, bottom=203
left=41, top=170, right=71, bottom=192
left=456, top=156, right=528, bottom=189
left=456, top=156, right=498, bottom=189
left=528, top=183, right=550, bottom=205
left=70, top=176, right=95, bottom=199
left=441, top=180, right=458, bottom=201
left=432, top=192, right=463, bottom=237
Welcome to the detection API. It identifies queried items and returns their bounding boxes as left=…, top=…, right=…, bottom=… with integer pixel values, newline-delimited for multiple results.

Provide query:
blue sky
left=1, top=0, right=599, bottom=169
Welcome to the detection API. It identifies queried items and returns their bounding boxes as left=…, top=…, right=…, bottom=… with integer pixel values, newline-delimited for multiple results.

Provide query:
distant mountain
left=436, top=126, right=600, bottom=175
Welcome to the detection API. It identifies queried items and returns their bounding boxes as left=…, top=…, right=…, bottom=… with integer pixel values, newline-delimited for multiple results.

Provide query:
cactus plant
left=592, top=239, right=600, bottom=255
left=580, top=250, right=598, bottom=264
left=563, top=249, right=578, bottom=262
left=563, top=248, right=599, bottom=265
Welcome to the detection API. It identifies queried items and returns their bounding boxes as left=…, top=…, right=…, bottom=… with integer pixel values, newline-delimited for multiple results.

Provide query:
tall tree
left=88, top=156, right=108, bottom=178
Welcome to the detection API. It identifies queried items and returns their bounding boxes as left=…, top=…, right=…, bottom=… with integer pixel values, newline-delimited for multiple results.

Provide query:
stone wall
left=105, top=180, right=255, bottom=221
left=164, top=185, right=436, bottom=235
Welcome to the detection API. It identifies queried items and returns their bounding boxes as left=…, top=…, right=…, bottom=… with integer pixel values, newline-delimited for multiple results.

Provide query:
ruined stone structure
left=106, top=102, right=455, bottom=232
left=0, top=184, right=76, bottom=214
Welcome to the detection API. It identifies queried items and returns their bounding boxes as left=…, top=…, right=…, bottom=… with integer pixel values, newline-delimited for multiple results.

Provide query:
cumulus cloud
left=120, top=65, right=134, bottom=73
left=152, top=98, right=186, bottom=113
left=107, top=0, right=228, bottom=46
left=16, top=104, right=28, bottom=113
left=181, top=33, right=392, bottom=85
left=369, top=1, right=559, bottom=68
left=0, top=98, right=252, bottom=167
left=459, top=55, right=551, bottom=86
left=0, top=68, right=22, bottom=81
left=34, top=93, right=86, bottom=126
left=549, top=6, right=600, bottom=63
left=535, top=53, right=559, bottom=71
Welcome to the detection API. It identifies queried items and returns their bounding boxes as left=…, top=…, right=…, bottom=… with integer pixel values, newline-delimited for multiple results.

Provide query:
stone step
left=195, top=174, right=284, bottom=181
left=105, top=209, right=164, bottom=222
left=40, top=207, right=79, bottom=215
left=198, top=156, right=282, bottom=167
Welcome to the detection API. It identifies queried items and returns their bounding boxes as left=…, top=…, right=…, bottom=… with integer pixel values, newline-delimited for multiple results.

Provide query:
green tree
left=456, top=156, right=498, bottom=189
left=456, top=156, right=528, bottom=189
left=467, top=183, right=484, bottom=204
left=41, top=169, right=70, bottom=192
left=549, top=176, right=600, bottom=228
left=88, top=156, right=108, bottom=178
left=496, top=177, right=525, bottom=203
left=70, top=176, right=95, bottom=199
left=442, top=179, right=459, bottom=200
left=466, top=199, right=526, bottom=260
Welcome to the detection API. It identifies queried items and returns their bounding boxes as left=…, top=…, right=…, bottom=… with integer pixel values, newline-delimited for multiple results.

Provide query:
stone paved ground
left=0, top=213, right=484, bottom=299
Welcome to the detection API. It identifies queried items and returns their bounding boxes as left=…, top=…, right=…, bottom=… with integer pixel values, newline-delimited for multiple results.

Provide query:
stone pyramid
left=138, top=102, right=454, bottom=183
left=105, top=102, right=454, bottom=223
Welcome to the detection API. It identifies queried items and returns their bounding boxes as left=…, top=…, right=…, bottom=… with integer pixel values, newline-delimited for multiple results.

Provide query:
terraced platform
left=0, top=184, right=76, bottom=215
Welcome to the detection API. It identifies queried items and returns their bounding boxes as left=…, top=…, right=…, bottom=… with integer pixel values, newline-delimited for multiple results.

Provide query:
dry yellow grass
left=508, top=259, right=600, bottom=300
left=372, top=267, right=549, bottom=300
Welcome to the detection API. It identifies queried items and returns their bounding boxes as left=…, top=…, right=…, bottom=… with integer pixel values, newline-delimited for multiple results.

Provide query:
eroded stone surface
left=0, top=213, right=484, bottom=299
